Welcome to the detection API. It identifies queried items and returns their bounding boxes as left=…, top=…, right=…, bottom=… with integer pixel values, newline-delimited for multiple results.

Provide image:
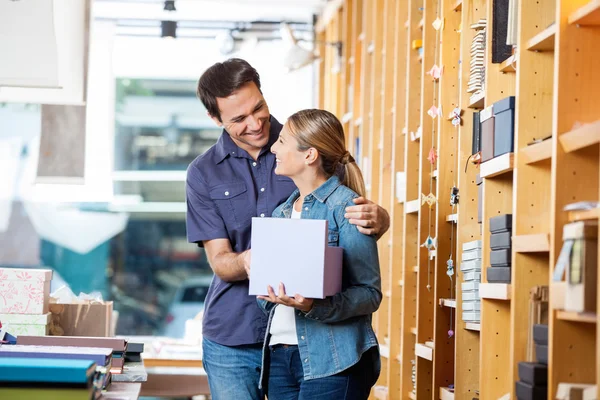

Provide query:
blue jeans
left=266, top=345, right=380, bottom=400
left=202, top=337, right=264, bottom=400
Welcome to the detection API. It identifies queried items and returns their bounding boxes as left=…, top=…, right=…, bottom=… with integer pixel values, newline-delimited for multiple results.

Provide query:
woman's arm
left=303, top=199, right=382, bottom=323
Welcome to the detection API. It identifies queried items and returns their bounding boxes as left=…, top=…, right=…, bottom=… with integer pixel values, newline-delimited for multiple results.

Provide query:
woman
left=256, top=109, right=382, bottom=400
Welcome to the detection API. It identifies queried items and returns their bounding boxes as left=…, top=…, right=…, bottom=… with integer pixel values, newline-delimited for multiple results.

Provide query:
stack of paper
left=461, top=240, right=482, bottom=322
left=468, top=19, right=487, bottom=98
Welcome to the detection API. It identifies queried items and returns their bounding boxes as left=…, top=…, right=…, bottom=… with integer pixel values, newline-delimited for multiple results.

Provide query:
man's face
left=211, top=82, right=271, bottom=155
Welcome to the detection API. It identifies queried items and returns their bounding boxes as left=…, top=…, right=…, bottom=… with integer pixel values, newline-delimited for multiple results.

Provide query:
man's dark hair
left=196, top=58, right=261, bottom=122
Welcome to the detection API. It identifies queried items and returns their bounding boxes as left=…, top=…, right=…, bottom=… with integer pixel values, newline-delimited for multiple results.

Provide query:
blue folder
left=0, top=357, right=96, bottom=384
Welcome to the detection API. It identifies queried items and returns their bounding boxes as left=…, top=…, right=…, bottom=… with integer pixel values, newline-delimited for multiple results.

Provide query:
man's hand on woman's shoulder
left=344, top=197, right=390, bottom=239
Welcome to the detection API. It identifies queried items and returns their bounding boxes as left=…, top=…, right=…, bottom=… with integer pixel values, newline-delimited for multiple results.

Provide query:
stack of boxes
left=516, top=324, right=548, bottom=400
left=480, top=96, right=516, bottom=162
left=0, top=268, right=53, bottom=336
left=468, top=19, right=487, bottom=102
left=461, top=240, right=482, bottom=323
left=488, top=214, right=512, bottom=283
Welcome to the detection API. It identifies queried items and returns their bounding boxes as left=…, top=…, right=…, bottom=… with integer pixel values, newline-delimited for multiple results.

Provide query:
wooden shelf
left=513, top=233, right=550, bottom=253
left=440, top=387, right=455, bottom=400
left=465, top=323, right=481, bottom=332
left=480, top=153, right=514, bottom=178
left=568, top=207, right=600, bottom=222
left=405, top=199, right=420, bottom=214
left=526, top=24, right=557, bottom=51
left=446, top=214, right=458, bottom=223
left=557, top=311, right=597, bottom=324
left=439, top=298, right=457, bottom=308
left=415, top=343, right=433, bottom=361
left=521, top=139, right=552, bottom=165
left=453, top=0, right=463, bottom=11
left=558, top=120, right=600, bottom=153
left=468, top=92, right=485, bottom=109
left=480, top=283, right=511, bottom=300
left=411, top=327, right=418, bottom=335
left=499, top=54, right=517, bottom=73
left=568, top=0, right=600, bottom=26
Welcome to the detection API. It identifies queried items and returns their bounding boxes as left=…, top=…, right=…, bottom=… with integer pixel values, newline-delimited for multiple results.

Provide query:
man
left=186, top=58, right=389, bottom=399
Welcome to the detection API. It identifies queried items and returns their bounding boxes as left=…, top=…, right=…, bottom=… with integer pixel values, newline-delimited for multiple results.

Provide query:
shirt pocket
left=209, top=182, right=252, bottom=230
left=327, top=229, right=340, bottom=246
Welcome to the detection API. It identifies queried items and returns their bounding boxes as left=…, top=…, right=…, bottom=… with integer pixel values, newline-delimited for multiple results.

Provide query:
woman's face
left=271, top=125, right=309, bottom=177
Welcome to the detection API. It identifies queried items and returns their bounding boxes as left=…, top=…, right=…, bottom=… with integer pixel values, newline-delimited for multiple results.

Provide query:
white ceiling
left=94, top=0, right=329, bottom=24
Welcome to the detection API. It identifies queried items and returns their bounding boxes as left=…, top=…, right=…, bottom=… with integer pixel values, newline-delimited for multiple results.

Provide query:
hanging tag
left=427, top=105, right=440, bottom=119
left=427, top=147, right=438, bottom=165
left=427, top=64, right=442, bottom=80
left=432, top=17, right=443, bottom=31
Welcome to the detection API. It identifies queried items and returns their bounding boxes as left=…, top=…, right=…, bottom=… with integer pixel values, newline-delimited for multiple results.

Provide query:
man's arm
left=344, top=197, right=390, bottom=240
left=203, top=238, right=251, bottom=282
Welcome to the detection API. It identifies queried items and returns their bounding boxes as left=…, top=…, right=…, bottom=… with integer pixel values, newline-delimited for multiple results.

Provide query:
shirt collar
left=277, top=175, right=343, bottom=217
left=214, top=115, right=282, bottom=164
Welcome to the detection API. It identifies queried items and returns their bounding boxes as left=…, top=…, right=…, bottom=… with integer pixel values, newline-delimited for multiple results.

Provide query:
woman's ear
left=305, top=148, right=319, bottom=165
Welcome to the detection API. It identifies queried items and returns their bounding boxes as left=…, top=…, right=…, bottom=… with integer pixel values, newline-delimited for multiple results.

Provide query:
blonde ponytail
left=286, top=109, right=366, bottom=197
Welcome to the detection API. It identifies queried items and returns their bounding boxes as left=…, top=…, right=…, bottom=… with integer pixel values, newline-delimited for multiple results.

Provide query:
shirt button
left=304, top=358, right=308, bottom=363
left=261, top=188, right=265, bottom=192
left=304, top=207, right=309, bottom=211
left=260, top=213, right=265, bottom=217
left=253, top=162, right=257, bottom=166
left=301, top=336, right=305, bottom=340
left=225, top=191, right=230, bottom=196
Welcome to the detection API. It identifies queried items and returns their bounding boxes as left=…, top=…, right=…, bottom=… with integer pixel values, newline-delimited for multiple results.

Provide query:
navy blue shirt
left=186, top=116, right=296, bottom=346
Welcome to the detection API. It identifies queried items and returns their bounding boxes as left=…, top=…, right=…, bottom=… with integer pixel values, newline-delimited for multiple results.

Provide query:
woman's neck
left=293, top=171, right=328, bottom=202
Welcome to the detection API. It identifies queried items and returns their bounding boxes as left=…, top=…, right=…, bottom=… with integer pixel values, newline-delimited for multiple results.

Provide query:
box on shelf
left=487, top=266, right=511, bottom=283
left=462, top=301, right=481, bottom=311
left=249, top=218, right=343, bottom=299
left=48, top=302, right=114, bottom=337
left=463, top=291, right=480, bottom=301
left=0, top=268, right=53, bottom=314
left=533, top=324, right=548, bottom=346
left=563, top=220, right=598, bottom=240
left=536, top=344, right=548, bottom=365
left=462, top=311, right=480, bottom=322
left=472, top=111, right=481, bottom=155
left=518, top=362, right=547, bottom=386
left=490, top=214, right=512, bottom=233
left=463, top=239, right=482, bottom=252
left=515, top=381, right=547, bottom=400
left=461, top=259, right=482, bottom=272
left=463, top=270, right=482, bottom=282
left=0, top=313, right=51, bottom=336
left=490, top=249, right=511, bottom=267
left=463, top=248, right=482, bottom=261
left=480, top=105, right=495, bottom=162
left=462, top=281, right=480, bottom=292
left=492, top=96, right=516, bottom=157
left=565, top=237, right=598, bottom=313
left=490, top=231, right=511, bottom=250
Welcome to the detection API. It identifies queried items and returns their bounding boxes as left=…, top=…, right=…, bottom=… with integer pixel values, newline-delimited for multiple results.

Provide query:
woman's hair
left=286, top=109, right=366, bottom=197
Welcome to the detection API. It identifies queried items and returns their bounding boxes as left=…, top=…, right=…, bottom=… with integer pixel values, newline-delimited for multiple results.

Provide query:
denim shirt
left=257, top=175, right=382, bottom=384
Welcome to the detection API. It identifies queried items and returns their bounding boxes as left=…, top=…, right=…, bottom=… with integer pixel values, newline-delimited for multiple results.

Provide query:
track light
left=163, top=0, right=176, bottom=12
left=161, top=20, right=177, bottom=38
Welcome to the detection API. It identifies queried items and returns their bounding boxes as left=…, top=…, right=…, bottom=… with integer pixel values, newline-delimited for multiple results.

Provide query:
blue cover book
left=0, top=357, right=95, bottom=384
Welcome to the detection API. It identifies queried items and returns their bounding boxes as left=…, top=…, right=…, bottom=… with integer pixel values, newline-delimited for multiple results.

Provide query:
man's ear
left=208, top=111, right=223, bottom=127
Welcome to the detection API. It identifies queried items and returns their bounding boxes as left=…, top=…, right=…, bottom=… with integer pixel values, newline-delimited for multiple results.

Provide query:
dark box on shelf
left=476, top=174, right=483, bottom=224
left=480, top=106, right=495, bottom=162
left=490, top=214, right=512, bottom=233
left=536, top=344, right=548, bottom=365
left=486, top=266, right=511, bottom=283
left=490, top=249, right=511, bottom=267
left=515, top=381, right=548, bottom=400
left=492, top=0, right=513, bottom=63
left=492, top=96, right=516, bottom=157
left=472, top=111, right=481, bottom=154
left=490, top=230, right=511, bottom=250
left=533, top=324, right=548, bottom=346
left=518, top=362, right=548, bottom=386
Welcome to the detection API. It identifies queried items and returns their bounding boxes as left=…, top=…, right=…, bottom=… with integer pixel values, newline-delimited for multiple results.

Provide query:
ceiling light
left=163, top=0, right=176, bottom=12
left=161, top=20, right=177, bottom=38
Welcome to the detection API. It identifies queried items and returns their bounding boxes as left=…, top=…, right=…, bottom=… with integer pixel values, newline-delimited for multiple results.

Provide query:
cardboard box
left=487, top=266, right=511, bottom=283
left=463, top=291, right=479, bottom=301
left=249, top=218, right=344, bottom=299
left=462, top=301, right=481, bottom=311
left=463, top=249, right=482, bottom=261
left=533, top=324, right=548, bottom=346
left=461, top=259, right=482, bottom=272
left=463, top=271, right=481, bottom=282
left=491, top=249, right=511, bottom=267
left=490, top=214, right=512, bottom=233
left=49, top=302, right=113, bottom=337
left=462, top=239, right=482, bottom=252
left=462, top=311, right=480, bottom=322
left=490, top=230, right=511, bottom=250
left=515, top=381, right=547, bottom=400
left=0, top=268, right=52, bottom=314
left=536, top=344, right=548, bottom=365
left=563, top=221, right=598, bottom=240
left=480, top=106, right=495, bottom=162
left=462, top=281, right=480, bottom=292
left=518, top=362, right=547, bottom=386
left=492, top=96, right=516, bottom=157
left=0, top=313, right=51, bottom=336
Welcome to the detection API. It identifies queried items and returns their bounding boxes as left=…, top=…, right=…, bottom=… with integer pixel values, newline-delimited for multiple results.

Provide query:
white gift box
left=0, top=312, right=51, bottom=335
left=0, top=268, right=53, bottom=314
left=249, top=217, right=343, bottom=299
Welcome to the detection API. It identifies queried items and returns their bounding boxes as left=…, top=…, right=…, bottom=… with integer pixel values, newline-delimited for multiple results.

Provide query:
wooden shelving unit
left=316, top=0, right=599, bottom=399
left=526, top=24, right=557, bottom=51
